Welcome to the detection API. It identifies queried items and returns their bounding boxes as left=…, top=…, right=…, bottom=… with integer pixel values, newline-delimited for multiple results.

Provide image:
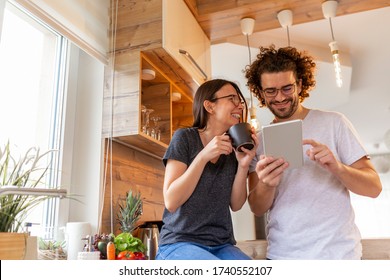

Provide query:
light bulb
left=250, top=117, right=259, bottom=131
left=329, top=41, right=343, bottom=87
left=332, top=53, right=343, bottom=87
left=249, top=106, right=260, bottom=132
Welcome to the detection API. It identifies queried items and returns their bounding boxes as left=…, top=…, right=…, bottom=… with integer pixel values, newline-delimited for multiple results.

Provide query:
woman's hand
left=200, top=133, right=233, bottom=162
left=235, top=130, right=259, bottom=168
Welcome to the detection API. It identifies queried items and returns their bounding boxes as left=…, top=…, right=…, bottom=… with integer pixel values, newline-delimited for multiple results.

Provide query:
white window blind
left=13, top=0, right=109, bottom=64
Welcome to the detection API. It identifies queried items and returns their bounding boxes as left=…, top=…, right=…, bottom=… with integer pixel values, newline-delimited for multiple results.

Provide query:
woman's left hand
left=235, top=130, right=259, bottom=168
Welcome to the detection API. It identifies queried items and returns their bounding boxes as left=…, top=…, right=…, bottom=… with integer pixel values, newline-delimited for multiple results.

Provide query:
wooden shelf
left=103, top=52, right=193, bottom=158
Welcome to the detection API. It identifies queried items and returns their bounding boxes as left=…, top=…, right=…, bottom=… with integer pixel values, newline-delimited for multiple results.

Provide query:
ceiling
left=183, top=0, right=390, bottom=44
left=184, top=1, right=390, bottom=156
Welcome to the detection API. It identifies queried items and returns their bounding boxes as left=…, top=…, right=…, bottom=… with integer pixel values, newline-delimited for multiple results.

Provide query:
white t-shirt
left=249, top=109, right=366, bottom=259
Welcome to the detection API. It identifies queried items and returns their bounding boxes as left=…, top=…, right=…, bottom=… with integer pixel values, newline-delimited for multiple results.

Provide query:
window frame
left=0, top=0, right=68, bottom=238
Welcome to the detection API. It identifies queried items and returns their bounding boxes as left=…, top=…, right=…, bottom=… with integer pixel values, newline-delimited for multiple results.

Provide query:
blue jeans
left=155, top=242, right=252, bottom=260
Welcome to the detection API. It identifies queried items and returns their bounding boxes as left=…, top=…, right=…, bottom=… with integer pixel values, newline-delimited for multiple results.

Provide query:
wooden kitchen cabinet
left=140, top=53, right=193, bottom=144
left=140, top=0, right=211, bottom=99
left=108, top=52, right=193, bottom=158
left=163, top=0, right=211, bottom=86
left=103, top=0, right=208, bottom=157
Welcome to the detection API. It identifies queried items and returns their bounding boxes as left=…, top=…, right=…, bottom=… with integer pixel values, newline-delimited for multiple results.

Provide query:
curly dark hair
left=245, top=45, right=316, bottom=107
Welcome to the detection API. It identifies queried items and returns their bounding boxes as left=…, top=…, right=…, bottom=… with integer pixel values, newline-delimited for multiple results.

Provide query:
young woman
left=156, top=79, right=257, bottom=260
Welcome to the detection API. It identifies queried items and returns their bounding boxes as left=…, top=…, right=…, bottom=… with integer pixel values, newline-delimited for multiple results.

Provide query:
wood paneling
left=183, top=0, right=390, bottom=44
left=103, top=50, right=140, bottom=138
left=100, top=140, right=165, bottom=235
left=362, top=238, right=390, bottom=260
left=237, top=238, right=390, bottom=259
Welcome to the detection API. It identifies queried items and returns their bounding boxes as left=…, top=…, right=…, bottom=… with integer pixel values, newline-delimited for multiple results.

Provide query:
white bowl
left=141, top=69, right=156, bottom=80
left=172, top=92, right=182, bottom=102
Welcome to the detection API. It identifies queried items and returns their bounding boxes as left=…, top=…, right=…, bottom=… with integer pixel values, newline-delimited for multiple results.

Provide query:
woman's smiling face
left=209, top=83, right=244, bottom=127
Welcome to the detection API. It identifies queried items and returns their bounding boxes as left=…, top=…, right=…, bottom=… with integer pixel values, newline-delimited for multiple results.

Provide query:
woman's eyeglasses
left=210, top=94, right=244, bottom=107
left=261, top=82, right=297, bottom=97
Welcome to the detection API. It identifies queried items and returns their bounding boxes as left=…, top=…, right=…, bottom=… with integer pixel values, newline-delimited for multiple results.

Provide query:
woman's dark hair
left=192, top=79, right=248, bottom=129
left=245, top=45, right=316, bottom=107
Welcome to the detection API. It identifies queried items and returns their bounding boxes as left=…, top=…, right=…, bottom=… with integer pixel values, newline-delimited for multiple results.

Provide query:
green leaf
left=113, top=232, right=145, bottom=254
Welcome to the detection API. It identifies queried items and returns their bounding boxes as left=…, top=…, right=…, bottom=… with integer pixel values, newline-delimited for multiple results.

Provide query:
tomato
left=134, top=251, right=146, bottom=260
left=117, top=251, right=135, bottom=260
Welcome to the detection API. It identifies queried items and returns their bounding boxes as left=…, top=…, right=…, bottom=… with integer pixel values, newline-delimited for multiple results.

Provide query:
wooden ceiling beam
left=183, top=0, right=390, bottom=43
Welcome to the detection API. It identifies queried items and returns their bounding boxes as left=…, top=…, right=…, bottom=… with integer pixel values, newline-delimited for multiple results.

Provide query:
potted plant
left=37, top=237, right=67, bottom=260
left=0, top=142, right=67, bottom=260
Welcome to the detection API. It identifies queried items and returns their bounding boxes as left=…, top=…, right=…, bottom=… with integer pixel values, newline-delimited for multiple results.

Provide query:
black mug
left=227, top=122, right=254, bottom=152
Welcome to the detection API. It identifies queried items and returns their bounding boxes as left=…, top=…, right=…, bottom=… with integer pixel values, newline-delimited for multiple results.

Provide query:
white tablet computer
left=262, top=119, right=303, bottom=169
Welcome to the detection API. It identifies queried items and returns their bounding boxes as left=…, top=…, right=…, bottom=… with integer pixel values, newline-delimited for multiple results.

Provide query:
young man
left=245, top=45, right=382, bottom=259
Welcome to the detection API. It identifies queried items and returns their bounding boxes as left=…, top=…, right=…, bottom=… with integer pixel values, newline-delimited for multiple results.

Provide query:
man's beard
left=268, top=97, right=298, bottom=120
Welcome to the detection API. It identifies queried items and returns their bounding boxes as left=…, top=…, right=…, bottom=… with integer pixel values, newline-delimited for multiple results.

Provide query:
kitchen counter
left=237, top=238, right=390, bottom=259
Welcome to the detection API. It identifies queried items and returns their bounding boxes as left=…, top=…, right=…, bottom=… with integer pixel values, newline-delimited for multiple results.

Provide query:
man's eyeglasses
left=210, top=94, right=244, bottom=107
left=261, top=82, right=297, bottom=97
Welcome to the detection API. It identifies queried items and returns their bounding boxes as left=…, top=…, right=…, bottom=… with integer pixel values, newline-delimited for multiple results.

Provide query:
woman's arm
left=163, top=157, right=207, bottom=213
left=230, top=132, right=258, bottom=211
left=229, top=164, right=249, bottom=211
left=163, top=134, right=234, bottom=212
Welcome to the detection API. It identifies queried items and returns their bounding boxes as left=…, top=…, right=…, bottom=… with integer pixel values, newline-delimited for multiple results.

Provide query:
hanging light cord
left=101, top=0, right=118, bottom=235
left=246, top=33, right=254, bottom=107
left=109, top=0, right=119, bottom=234
left=287, top=26, right=291, bottom=46
left=245, top=33, right=252, bottom=64
left=329, top=17, right=335, bottom=41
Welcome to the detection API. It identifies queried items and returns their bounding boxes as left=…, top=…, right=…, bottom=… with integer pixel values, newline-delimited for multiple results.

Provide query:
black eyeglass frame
left=261, top=81, right=297, bottom=97
left=209, top=94, right=245, bottom=107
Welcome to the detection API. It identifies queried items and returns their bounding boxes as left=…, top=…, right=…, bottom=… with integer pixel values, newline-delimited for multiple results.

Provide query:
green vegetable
left=92, top=233, right=114, bottom=259
left=97, top=241, right=107, bottom=257
left=113, top=232, right=145, bottom=254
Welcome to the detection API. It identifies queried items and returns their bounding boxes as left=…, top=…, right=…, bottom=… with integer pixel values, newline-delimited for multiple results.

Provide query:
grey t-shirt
left=249, top=109, right=366, bottom=259
left=159, top=127, right=237, bottom=246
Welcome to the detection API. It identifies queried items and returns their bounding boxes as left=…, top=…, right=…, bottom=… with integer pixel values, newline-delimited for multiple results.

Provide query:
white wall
left=0, top=0, right=5, bottom=42
left=231, top=200, right=256, bottom=241
left=214, top=7, right=390, bottom=155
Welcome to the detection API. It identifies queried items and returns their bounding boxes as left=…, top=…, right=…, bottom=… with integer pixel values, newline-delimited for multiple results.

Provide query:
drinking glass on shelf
left=151, top=116, right=161, bottom=141
left=141, top=106, right=154, bottom=136
left=141, top=105, right=147, bottom=133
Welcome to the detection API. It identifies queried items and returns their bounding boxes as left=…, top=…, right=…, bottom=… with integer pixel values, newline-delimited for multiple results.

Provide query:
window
left=0, top=1, right=67, bottom=238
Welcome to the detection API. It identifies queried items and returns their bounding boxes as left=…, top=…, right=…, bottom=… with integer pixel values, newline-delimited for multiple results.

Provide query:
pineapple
left=118, top=190, right=143, bottom=233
